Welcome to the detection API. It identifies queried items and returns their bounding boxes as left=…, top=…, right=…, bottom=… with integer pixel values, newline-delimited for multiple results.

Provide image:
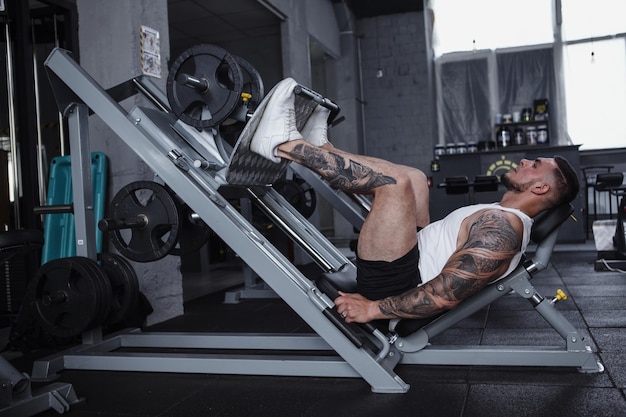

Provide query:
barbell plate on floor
left=106, top=181, right=182, bottom=262
left=75, top=256, right=113, bottom=328
left=167, top=44, right=244, bottom=128
left=99, top=253, right=140, bottom=325
left=31, top=257, right=112, bottom=338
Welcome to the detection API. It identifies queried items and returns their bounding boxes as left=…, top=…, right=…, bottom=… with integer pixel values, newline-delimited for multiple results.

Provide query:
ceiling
left=167, top=0, right=280, bottom=58
left=332, top=0, right=424, bottom=18
left=27, top=0, right=424, bottom=55
left=167, top=0, right=424, bottom=58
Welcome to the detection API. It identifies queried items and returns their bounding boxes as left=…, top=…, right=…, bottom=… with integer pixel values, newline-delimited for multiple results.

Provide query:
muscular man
left=250, top=78, right=580, bottom=324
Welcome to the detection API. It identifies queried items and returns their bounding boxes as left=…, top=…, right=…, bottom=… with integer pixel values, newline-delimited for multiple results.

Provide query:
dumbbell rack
left=33, top=48, right=410, bottom=393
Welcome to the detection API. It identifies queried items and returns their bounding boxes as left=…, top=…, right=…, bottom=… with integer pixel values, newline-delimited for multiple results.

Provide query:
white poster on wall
left=140, top=25, right=161, bottom=78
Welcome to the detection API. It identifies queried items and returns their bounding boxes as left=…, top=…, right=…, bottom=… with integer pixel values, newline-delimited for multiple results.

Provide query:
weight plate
left=32, top=257, right=111, bottom=338
left=108, top=181, right=182, bottom=262
left=274, top=178, right=317, bottom=219
left=169, top=204, right=212, bottom=256
left=232, top=54, right=264, bottom=112
left=99, top=253, right=140, bottom=325
left=74, top=256, right=113, bottom=328
left=167, top=44, right=244, bottom=128
left=217, top=55, right=265, bottom=142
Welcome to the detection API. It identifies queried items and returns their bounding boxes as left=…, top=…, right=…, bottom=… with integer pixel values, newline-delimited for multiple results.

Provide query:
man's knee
left=401, top=167, right=428, bottom=194
left=392, top=169, right=420, bottom=192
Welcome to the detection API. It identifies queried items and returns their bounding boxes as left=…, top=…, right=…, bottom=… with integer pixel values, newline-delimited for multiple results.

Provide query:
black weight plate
left=167, top=44, right=243, bottom=128
left=108, top=181, right=182, bottom=262
left=169, top=204, right=212, bottom=256
left=216, top=55, right=265, bottom=140
left=274, top=178, right=317, bottom=219
left=295, top=177, right=317, bottom=219
left=232, top=54, right=264, bottom=111
left=32, top=257, right=107, bottom=338
left=99, top=253, right=140, bottom=325
left=74, top=256, right=113, bottom=328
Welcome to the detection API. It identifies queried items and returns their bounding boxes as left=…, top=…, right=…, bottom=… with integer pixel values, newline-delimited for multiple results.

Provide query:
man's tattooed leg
left=285, top=143, right=396, bottom=193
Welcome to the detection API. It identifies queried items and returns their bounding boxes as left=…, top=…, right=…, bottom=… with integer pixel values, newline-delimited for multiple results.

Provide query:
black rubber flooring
left=8, top=249, right=626, bottom=417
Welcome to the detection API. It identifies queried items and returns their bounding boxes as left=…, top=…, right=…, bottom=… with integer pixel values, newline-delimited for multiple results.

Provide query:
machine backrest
left=529, top=203, right=575, bottom=244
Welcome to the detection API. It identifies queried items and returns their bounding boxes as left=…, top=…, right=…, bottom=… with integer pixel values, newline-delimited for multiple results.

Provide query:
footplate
left=225, top=84, right=319, bottom=186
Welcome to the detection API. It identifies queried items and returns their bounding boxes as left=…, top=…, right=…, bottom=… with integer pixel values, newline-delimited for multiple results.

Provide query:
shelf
left=495, top=120, right=549, bottom=129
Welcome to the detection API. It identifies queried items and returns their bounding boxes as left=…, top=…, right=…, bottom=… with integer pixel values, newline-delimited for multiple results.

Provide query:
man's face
left=501, top=157, right=557, bottom=193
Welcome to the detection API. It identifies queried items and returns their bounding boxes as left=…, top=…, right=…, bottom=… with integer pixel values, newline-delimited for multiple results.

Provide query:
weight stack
left=0, top=254, right=29, bottom=322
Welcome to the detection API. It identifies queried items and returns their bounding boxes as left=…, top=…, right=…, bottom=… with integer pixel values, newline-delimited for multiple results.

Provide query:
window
left=431, top=0, right=553, bottom=58
left=561, top=0, right=625, bottom=41
left=563, top=38, right=626, bottom=149
left=431, top=0, right=626, bottom=150
left=561, top=0, right=626, bottom=149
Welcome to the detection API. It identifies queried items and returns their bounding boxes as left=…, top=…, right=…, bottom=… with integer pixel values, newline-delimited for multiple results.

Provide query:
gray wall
left=77, top=0, right=183, bottom=325
left=357, top=13, right=434, bottom=169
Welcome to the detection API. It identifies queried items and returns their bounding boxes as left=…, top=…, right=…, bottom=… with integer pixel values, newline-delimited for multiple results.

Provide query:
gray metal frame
left=30, top=48, right=601, bottom=395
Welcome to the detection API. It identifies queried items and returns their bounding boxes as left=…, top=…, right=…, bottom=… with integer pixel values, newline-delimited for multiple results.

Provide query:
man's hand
left=334, top=291, right=382, bottom=323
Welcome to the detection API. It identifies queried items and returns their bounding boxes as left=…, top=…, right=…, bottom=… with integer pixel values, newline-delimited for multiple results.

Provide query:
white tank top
left=417, top=203, right=533, bottom=284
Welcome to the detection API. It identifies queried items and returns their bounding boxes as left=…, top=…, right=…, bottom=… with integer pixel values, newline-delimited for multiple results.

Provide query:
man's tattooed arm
left=378, top=210, right=521, bottom=319
left=285, top=143, right=396, bottom=193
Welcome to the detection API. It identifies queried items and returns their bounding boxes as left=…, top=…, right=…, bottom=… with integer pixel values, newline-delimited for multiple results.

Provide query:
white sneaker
left=301, top=105, right=330, bottom=147
left=249, top=78, right=302, bottom=163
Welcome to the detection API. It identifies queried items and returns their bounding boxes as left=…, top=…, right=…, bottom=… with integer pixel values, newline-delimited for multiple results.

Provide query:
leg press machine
left=30, top=48, right=602, bottom=394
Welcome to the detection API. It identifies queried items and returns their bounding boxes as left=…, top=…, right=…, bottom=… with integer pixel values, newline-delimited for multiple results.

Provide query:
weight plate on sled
left=232, top=54, right=264, bottom=112
left=31, top=257, right=112, bottom=338
left=99, top=253, right=140, bottom=325
left=217, top=54, right=265, bottom=143
left=167, top=44, right=244, bottom=128
left=107, top=181, right=181, bottom=262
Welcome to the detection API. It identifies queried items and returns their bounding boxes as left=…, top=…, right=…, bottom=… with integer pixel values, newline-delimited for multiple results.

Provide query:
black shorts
left=356, top=244, right=421, bottom=300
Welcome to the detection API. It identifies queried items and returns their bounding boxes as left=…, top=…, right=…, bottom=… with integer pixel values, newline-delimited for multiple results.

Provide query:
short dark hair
left=553, top=155, right=580, bottom=205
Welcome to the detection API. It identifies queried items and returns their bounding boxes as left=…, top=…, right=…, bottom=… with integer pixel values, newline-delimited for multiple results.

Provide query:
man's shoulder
left=470, top=207, right=525, bottom=237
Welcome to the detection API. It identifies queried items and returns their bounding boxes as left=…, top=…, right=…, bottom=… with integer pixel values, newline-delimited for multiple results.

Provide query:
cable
left=598, top=258, right=626, bottom=274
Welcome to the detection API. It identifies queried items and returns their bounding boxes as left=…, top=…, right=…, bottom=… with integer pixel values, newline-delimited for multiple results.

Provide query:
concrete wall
left=357, top=13, right=434, bottom=169
left=77, top=0, right=183, bottom=325
left=325, top=11, right=436, bottom=242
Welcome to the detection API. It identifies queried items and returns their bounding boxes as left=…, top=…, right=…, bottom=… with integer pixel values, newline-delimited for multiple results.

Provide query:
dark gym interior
left=2, top=1, right=626, bottom=416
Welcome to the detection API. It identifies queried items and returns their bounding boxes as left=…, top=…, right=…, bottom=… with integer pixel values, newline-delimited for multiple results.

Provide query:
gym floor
left=5, top=243, right=626, bottom=417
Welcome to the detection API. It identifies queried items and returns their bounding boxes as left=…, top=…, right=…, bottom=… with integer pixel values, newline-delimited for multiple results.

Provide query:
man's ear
left=531, top=181, right=550, bottom=196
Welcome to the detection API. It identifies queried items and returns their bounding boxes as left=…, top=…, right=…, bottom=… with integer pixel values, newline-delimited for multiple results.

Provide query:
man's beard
left=501, top=172, right=528, bottom=193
